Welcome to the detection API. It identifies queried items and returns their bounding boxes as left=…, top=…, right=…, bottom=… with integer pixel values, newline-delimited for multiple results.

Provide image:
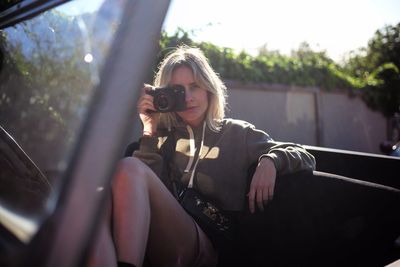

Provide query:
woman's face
left=171, top=66, right=209, bottom=127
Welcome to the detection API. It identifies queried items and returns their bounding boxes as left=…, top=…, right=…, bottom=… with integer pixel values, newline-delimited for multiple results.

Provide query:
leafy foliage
left=159, top=30, right=358, bottom=91
left=363, top=63, right=400, bottom=117
left=159, top=24, right=400, bottom=117
left=345, top=23, right=400, bottom=117
left=0, top=10, right=95, bottom=171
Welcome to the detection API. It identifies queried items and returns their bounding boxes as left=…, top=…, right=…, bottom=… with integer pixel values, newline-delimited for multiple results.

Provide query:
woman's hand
left=248, top=157, right=277, bottom=213
left=137, top=85, right=160, bottom=135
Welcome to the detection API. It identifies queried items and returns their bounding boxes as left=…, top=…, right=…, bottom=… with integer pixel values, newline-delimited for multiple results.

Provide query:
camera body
left=146, top=85, right=186, bottom=112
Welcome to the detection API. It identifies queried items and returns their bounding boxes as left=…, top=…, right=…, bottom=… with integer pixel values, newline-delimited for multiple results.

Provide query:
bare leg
left=112, top=157, right=216, bottom=267
left=86, top=194, right=117, bottom=267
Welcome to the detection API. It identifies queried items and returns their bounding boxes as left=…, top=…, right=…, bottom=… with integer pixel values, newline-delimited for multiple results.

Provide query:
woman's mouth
left=185, top=106, right=196, bottom=111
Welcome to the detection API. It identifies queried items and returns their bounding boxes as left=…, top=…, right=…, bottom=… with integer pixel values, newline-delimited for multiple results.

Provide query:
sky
left=162, top=0, right=400, bottom=62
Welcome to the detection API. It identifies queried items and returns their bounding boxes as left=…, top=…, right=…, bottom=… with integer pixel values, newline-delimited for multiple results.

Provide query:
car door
left=0, top=1, right=170, bottom=266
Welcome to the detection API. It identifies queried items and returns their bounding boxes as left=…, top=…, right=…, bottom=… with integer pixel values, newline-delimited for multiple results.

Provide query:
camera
left=146, top=85, right=186, bottom=112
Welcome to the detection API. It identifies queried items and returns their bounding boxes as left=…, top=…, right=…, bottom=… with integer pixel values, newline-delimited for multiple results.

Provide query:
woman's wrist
left=142, top=130, right=156, bottom=137
left=258, top=155, right=277, bottom=170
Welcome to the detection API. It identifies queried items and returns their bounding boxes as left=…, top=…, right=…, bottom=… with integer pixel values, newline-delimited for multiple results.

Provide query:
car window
left=0, top=0, right=126, bottom=247
left=0, top=0, right=124, bottom=185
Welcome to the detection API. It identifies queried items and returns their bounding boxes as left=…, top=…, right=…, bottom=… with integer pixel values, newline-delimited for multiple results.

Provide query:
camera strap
left=183, top=121, right=206, bottom=189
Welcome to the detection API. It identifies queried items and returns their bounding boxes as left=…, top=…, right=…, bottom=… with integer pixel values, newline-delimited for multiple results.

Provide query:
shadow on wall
left=226, top=82, right=386, bottom=154
left=319, top=91, right=386, bottom=154
left=226, top=86, right=317, bottom=146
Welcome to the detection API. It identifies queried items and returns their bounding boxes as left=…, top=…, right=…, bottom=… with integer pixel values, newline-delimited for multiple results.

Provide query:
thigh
left=133, top=158, right=217, bottom=267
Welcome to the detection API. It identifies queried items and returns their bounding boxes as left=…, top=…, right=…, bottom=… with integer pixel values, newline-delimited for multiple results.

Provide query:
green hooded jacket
left=133, top=118, right=316, bottom=211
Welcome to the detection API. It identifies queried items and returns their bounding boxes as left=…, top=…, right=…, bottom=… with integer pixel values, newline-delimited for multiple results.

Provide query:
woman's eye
left=190, top=84, right=200, bottom=91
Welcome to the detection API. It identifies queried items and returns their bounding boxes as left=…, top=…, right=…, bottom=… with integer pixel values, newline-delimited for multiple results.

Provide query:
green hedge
left=157, top=26, right=400, bottom=117
left=158, top=29, right=359, bottom=91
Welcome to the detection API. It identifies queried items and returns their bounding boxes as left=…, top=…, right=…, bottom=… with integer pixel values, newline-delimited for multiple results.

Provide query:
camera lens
left=155, top=94, right=172, bottom=111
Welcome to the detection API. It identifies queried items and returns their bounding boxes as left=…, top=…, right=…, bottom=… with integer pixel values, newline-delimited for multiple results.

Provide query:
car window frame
left=1, top=0, right=171, bottom=266
left=41, top=1, right=171, bottom=266
left=0, top=0, right=70, bottom=29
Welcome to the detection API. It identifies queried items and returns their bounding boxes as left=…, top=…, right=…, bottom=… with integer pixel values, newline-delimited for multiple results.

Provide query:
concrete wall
left=225, top=81, right=387, bottom=154
left=318, top=92, right=386, bottom=153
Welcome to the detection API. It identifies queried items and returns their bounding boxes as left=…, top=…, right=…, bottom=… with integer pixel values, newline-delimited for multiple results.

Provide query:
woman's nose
left=185, top=88, right=193, bottom=102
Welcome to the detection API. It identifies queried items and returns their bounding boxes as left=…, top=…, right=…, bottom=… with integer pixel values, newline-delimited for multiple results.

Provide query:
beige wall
left=225, top=81, right=386, bottom=154
left=318, top=92, right=386, bottom=153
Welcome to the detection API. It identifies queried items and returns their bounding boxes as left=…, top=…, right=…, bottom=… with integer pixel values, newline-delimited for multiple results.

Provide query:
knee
left=116, top=157, right=147, bottom=174
left=112, top=157, right=149, bottom=192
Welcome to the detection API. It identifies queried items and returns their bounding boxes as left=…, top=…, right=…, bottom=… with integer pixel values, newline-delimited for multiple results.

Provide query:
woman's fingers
left=248, top=184, right=271, bottom=213
left=254, top=185, right=273, bottom=212
left=137, top=85, right=160, bottom=132
left=263, top=186, right=269, bottom=204
left=256, top=188, right=264, bottom=212
left=138, top=95, right=155, bottom=114
left=268, top=185, right=274, bottom=201
left=248, top=173, right=276, bottom=213
left=248, top=189, right=256, bottom=214
left=247, top=157, right=277, bottom=213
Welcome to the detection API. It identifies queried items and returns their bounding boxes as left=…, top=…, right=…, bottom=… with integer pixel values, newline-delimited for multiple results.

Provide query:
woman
left=90, top=46, right=316, bottom=267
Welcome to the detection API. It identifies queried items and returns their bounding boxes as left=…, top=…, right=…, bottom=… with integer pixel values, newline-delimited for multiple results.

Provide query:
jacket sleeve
left=245, top=124, right=316, bottom=175
left=132, top=136, right=164, bottom=177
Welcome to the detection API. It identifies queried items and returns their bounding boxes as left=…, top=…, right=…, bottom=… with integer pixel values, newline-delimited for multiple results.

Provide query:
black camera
left=146, top=85, right=186, bottom=112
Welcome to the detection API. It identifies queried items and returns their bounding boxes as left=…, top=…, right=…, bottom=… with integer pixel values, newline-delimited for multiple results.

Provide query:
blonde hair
left=154, top=46, right=227, bottom=132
